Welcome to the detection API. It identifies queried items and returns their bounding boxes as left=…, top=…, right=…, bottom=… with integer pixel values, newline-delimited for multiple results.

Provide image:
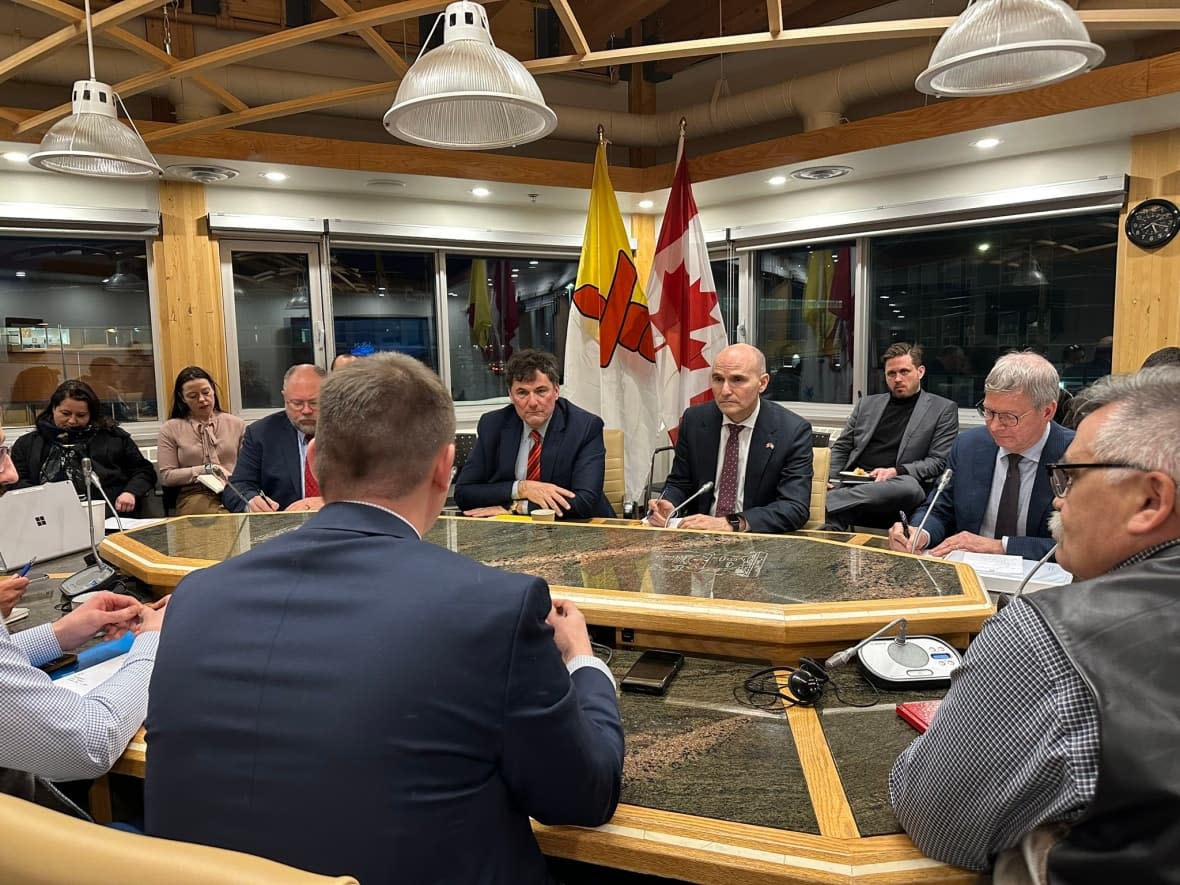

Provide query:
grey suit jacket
left=829, top=390, right=959, bottom=488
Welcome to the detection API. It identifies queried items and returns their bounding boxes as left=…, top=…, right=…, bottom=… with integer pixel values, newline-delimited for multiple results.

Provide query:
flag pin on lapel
left=765, top=442, right=775, bottom=450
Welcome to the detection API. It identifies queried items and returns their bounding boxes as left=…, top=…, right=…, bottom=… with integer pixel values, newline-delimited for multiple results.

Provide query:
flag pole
left=675, top=117, right=687, bottom=168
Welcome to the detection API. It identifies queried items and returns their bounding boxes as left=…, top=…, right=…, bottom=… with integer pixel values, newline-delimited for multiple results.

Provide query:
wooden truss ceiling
left=2, top=0, right=1180, bottom=156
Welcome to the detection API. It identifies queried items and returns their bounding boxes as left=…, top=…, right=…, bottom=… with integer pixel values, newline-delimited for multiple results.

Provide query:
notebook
left=0, top=481, right=94, bottom=571
left=896, top=699, right=943, bottom=733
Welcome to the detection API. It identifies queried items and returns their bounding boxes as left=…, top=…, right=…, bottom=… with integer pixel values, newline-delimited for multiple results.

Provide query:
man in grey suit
left=823, top=343, right=958, bottom=530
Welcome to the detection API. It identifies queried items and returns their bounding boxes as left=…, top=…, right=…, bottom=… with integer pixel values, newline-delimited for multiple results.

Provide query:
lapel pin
left=765, top=442, right=775, bottom=450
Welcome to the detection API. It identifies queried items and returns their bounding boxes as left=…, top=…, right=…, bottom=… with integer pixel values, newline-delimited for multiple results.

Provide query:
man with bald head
left=224, top=363, right=327, bottom=512
left=648, top=343, right=813, bottom=533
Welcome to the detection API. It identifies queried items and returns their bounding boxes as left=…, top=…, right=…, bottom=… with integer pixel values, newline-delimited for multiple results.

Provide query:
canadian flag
left=648, top=142, right=728, bottom=445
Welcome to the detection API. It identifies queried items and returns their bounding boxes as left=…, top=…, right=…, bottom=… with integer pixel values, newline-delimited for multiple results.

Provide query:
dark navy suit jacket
left=662, top=399, right=813, bottom=533
left=454, top=398, right=614, bottom=518
left=222, top=410, right=304, bottom=512
left=145, top=502, right=624, bottom=885
left=912, top=422, right=1073, bottom=560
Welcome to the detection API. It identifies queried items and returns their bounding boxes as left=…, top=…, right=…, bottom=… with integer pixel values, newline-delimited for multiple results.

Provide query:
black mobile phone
left=621, top=650, right=684, bottom=695
left=39, top=653, right=79, bottom=675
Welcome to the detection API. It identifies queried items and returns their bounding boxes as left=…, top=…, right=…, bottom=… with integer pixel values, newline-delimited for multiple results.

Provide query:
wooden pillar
left=631, top=213, right=656, bottom=295
left=1113, top=128, right=1180, bottom=372
left=153, top=181, right=228, bottom=397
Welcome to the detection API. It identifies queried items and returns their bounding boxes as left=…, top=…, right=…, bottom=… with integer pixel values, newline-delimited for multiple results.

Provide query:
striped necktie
left=526, top=430, right=542, bottom=482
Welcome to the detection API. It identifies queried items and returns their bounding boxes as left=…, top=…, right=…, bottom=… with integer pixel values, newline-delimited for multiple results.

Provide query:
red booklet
left=896, top=700, right=942, bottom=733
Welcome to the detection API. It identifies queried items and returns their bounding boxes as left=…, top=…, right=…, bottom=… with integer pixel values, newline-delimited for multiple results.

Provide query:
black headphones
left=783, top=657, right=830, bottom=706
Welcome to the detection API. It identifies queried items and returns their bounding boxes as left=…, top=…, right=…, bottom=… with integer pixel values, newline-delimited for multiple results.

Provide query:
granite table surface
left=112, top=514, right=971, bottom=606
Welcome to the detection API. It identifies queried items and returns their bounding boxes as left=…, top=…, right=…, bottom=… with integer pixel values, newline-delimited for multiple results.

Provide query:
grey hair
left=282, top=363, right=326, bottom=386
left=1073, top=367, right=1180, bottom=484
left=984, top=352, right=1060, bottom=408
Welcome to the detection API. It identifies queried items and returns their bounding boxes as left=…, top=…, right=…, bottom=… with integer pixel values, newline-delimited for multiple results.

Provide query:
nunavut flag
left=647, top=141, right=728, bottom=446
left=565, top=142, right=660, bottom=504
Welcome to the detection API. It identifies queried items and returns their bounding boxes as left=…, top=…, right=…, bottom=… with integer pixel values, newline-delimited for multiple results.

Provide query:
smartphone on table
left=620, top=650, right=684, bottom=695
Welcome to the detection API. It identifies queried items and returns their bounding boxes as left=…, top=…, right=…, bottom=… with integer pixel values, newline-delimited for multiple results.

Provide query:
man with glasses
left=887, top=352, right=1072, bottom=559
left=891, top=367, right=1180, bottom=879
left=224, top=363, right=327, bottom=513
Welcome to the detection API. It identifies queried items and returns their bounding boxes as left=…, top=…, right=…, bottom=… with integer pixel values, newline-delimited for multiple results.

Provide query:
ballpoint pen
left=899, top=510, right=912, bottom=539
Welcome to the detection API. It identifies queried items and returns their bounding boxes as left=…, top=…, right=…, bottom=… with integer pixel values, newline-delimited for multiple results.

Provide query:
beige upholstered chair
left=803, top=446, right=832, bottom=530
left=0, top=793, right=359, bottom=885
left=602, top=428, right=626, bottom=516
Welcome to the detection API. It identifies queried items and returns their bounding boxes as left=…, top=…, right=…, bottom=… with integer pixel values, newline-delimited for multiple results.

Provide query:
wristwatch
left=726, top=513, right=747, bottom=532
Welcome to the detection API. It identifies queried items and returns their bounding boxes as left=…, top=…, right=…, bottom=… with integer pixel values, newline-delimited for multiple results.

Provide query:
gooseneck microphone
left=60, top=458, right=118, bottom=600
left=911, top=468, right=953, bottom=554
left=665, top=481, right=715, bottom=522
left=83, top=457, right=123, bottom=533
left=825, top=617, right=907, bottom=669
left=1011, top=542, right=1059, bottom=603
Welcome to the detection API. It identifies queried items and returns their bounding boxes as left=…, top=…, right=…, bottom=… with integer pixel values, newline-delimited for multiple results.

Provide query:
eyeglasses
left=1045, top=461, right=1152, bottom=497
left=284, top=399, right=318, bottom=411
left=976, top=401, right=1033, bottom=428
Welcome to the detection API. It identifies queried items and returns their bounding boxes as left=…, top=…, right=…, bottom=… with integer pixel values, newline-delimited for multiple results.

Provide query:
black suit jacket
left=454, top=398, right=614, bottom=518
left=222, top=410, right=304, bottom=512
left=662, top=399, right=813, bottom=533
left=145, top=502, right=624, bottom=885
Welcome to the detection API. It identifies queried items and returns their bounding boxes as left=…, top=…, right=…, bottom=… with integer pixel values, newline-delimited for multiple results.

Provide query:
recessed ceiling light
left=471, top=186, right=491, bottom=198
left=528, top=260, right=539, bottom=266
left=977, top=242, right=991, bottom=252
left=971, top=137, right=1003, bottom=150
left=366, top=178, right=406, bottom=190
left=3, top=151, right=29, bottom=163
left=767, top=175, right=788, bottom=186
left=15, top=271, right=27, bottom=278
left=791, top=166, right=852, bottom=181
left=261, top=171, right=288, bottom=182
left=637, top=199, right=655, bottom=209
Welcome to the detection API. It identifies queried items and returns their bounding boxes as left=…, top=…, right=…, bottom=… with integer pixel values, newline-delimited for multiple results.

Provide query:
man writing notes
left=455, top=349, right=614, bottom=519
left=823, top=343, right=958, bottom=530
left=891, top=367, right=1180, bottom=881
left=146, top=353, right=624, bottom=885
left=223, top=363, right=325, bottom=513
left=888, top=352, right=1072, bottom=559
left=648, top=343, right=813, bottom=533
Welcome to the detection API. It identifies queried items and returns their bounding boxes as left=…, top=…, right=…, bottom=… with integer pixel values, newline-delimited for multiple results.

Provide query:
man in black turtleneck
left=823, top=342, right=958, bottom=530
left=891, top=366, right=1180, bottom=882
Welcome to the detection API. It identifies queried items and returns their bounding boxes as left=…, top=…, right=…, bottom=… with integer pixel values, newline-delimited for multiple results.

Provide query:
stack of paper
left=947, top=551, right=1073, bottom=595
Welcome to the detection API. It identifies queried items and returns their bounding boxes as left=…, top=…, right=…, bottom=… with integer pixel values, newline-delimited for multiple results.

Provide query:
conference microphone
left=826, top=617, right=907, bottom=669
left=60, top=458, right=118, bottom=600
left=664, top=481, right=715, bottom=523
left=827, top=616, right=963, bottom=689
left=83, top=457, right=123, bottom=533
left=910, top=468, right=953, bottom=554
left=1007, top=542, right=1059, bottom=605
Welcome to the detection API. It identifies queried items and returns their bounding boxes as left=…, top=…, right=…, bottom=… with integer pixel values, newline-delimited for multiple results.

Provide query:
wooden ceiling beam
left=317, top=0, right=409, bottom=75
left=550, top=0, right=591, bottom=57
left=527, top=9, right=1180, bottom=76
left=14, top=0, right=467, bottom=134
left=0, top=0, right=172, bottom=85
left=573, top=0, right=672, bottom=51
left=143, top=81, right=400, bottom=145
left=11, top=0, right=247, bottom=113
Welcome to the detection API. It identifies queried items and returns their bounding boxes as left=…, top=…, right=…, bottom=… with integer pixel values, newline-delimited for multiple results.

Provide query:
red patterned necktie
left=714, top=424, right=743, bottom=515
left=303, top=434, right=320, bottom=497
left=526, top=430, right=543, bottom=482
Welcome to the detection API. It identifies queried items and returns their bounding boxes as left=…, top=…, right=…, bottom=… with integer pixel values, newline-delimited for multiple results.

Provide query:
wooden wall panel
left=1113, top=128, right=1180, bottom=373
left=153, top=181, right=230, bottom=399
left=631, top=212, right=656, bottom=296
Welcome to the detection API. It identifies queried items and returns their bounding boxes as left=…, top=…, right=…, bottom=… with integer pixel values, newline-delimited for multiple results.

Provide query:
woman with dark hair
left=9, top=380, right=156, bottom=516
left=156, top=366, right=245, bottom=515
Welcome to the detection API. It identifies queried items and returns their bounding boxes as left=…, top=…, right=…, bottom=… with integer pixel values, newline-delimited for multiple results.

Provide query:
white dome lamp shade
left=28, top=0, right=161, bottom=178
left=916, top=0, right=1105, bottom=97
left=383, top=1, right=557, bottom=150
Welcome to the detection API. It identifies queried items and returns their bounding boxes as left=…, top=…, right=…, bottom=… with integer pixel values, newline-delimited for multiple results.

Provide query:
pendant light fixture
left=28, top=0, right=162, bottom=178
left=383, top=0, right=557, bottom=150
left=916, top=0, right=1105, bottom=97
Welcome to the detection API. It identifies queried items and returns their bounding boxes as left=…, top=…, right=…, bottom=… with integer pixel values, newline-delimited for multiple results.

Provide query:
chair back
left=0, top=793, right=359, bottom=885
left=602, top=428, right=625, bottom=515
left=803, top=446, right=831, bottom=530
left=453, top=432, right=478, bottom=474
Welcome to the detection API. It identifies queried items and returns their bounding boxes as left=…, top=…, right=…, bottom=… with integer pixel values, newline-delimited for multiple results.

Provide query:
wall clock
left=1125, top=198, right=1180, bottom=249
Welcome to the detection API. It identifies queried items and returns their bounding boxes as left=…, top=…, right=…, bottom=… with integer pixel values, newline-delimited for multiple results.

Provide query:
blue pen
left=18, top=557, right=37, bottom=577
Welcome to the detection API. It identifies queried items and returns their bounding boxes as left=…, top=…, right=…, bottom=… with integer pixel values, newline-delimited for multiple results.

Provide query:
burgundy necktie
left=714, top=424, right=743, bottom=515
left=303, top=434, right=320, bottom=497
left=526, top=430, right=542, bottom=482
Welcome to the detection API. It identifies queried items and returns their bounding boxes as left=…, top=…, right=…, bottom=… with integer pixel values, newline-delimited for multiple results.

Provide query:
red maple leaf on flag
left=650, top=264, right=720, bottom=372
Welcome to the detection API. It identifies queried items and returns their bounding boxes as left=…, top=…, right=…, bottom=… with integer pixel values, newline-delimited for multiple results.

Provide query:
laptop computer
left=0, top=482, right=94, bottom=571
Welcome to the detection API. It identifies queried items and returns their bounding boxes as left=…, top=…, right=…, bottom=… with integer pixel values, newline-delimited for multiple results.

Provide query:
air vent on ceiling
left=165, top=164, right=240, bottom=184
left=791, top=166, right=853, bottom=181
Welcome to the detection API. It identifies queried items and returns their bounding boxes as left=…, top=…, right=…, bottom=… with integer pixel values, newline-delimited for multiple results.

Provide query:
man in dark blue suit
left=223, top=364, right=325, bottom=513
left=648, top=344, right=813, bottom=534
left=455, top=349, right=614, bottom=519
left=146, top=354, right=624, bottom=885
left=889, top=352, right=1073, bottom=560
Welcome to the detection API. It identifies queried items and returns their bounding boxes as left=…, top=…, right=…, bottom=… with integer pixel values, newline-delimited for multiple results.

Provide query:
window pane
left=231, top=250, right=313, bottom=410
left=1, top=236, right=157, bottom=425
left=868, top=213, right=1118, bottom=407
left=445, top=254, right=577, bottom=402
left=711, top=254, right=739, bottom=343
left=329, top=248, right=438, bottom=369
left=755, top=243, right=856, bottom=404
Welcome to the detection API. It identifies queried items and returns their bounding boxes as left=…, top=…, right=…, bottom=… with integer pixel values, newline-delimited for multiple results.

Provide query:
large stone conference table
left=100, top=513, right=992, bottom=662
